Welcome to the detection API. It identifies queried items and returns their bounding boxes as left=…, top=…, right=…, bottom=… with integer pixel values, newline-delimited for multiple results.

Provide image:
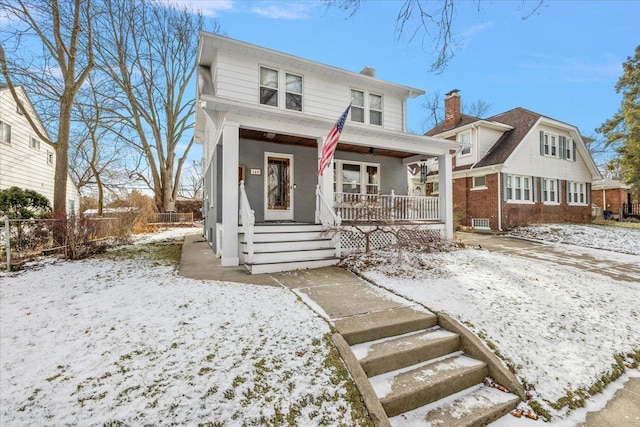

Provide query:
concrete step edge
left=357, top=331, right=461, bottom=377
left=335, top=307, right=438, bottom=346
left=374, top=354, right=489, bottom=417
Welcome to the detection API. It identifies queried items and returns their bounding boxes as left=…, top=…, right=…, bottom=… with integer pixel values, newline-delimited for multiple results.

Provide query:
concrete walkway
left=178, top=232, right=640, bottom=426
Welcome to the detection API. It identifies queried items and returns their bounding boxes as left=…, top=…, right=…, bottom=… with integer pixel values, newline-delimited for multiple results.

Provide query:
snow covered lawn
left=0, top=238, right=369, bottom=425
left=349, top=224, right=640, bottom=423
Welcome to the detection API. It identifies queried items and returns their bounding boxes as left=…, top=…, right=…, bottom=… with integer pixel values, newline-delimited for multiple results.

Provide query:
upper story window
left=540, top=130, right=574, bottom=161
left=459, top=131, right=471, bottom=156
left=285, top=73, right=302, bottom=111
left=30, top=137, right=40, bottom=150
left=260, top=67, right=279, bottom=107
left=351, top=90, right=365, bottom=123
left=0, top=121, right=11, bottom=145
left=505, top=174, right=533, bottom=203
left=259, top=66, right=304, bottom=111
left=369, top=93, right=382, bottom=126
left=350, top=89, right=383, bottom=126
left=333, top=160, right=380, bottom=194
left=567, top=181, right=586, bottom=205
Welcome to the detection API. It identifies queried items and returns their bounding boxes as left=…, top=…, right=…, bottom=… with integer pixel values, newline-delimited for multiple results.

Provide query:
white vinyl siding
left=0, top=88, right=79, bottom=211
left=212, top=51, right=406, bottom=130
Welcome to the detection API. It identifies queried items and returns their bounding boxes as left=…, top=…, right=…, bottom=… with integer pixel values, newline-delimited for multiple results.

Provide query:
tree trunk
left=54, top=97, right=73, bottom=217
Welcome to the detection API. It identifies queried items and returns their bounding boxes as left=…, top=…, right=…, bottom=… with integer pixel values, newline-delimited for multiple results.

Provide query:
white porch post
left=438, top=152, right=454, bottom=240
left=221, top=121, right=240, bottom=266
left=316, top=136, right=334, bottom=223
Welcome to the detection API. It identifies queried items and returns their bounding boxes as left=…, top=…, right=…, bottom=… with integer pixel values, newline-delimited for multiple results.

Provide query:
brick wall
left=501, top=179, right=591, bottom=229
left=452, top=172, right=592, bottom=230
left=591, top=188, right=629, bottom=213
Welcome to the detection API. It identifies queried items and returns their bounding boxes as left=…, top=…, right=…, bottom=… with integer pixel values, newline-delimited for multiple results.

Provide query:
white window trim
left=30, top=137, right=40, bottom=150
left=259, top=66, right=304, bottom=112
left=350, top=88, right=383, bottom=126
left=334, top=159, right=381, bottom=195
left=471, top=175, right=487, bottom=190
left=567, top=181, right=587, bottom=206
left=505, top=174, right=534, bottom=204
left=458, top=130, right=472, bottom=157
left=541, top=178, right=558, bottom=205
left=0, top=121, right=11, bottom=145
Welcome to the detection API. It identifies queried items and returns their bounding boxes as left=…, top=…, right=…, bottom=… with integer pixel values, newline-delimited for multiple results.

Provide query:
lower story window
left=542, top=178, right=559, bottom=203
left=334, top=160, right=380, bottom=194
left=568, top=181, right=586, bottom=204
left=505, top=174, right=532, bottom=203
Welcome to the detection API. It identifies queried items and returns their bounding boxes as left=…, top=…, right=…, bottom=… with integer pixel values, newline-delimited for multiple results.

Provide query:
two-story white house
left=0, top=85, right=80, bottom=215
left=422, top=90, right=602, bottom=231
left=195, top=32, right=460, bottom=273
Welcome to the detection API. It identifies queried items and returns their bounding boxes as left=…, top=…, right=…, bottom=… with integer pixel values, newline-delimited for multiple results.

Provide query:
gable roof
left=474, top=107, right=542, bottom=168
left=425, top=113, right=483, bottom=136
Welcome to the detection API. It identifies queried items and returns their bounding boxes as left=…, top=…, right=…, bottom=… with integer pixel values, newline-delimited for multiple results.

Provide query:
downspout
left=492, top=166, right=502, bottom=231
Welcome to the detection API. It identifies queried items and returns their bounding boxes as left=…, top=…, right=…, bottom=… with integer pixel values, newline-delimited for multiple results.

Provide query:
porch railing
left=334, top=191, right=440, bottom=222
left=315, top=185, right=342, bottom=227
left=239, top=181, right=255, bottom=262
left=623, top=203, right=640, bottom=218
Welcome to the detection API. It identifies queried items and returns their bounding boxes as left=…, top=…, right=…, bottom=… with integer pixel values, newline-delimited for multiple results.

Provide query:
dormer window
left=458, top=131, right=471, bottom=156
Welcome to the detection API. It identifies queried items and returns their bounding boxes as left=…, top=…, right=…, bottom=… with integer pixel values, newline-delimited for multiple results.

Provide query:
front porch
left=238, top=182, right=444, bottom=274
left=206, top=119, right=458, bottom=272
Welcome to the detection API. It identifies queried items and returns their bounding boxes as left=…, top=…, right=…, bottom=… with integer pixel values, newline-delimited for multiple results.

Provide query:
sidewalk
left=178, top=232, right=640, bottom=426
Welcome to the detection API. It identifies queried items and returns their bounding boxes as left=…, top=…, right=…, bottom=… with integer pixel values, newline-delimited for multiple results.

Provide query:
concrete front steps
left=334, top=307, right=520, bottom=426
left=241, top=224, right=339, bottom=274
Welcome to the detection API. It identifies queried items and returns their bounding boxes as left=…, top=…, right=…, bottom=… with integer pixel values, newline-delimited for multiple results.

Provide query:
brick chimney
left=444, top=89, right=461, bottom=127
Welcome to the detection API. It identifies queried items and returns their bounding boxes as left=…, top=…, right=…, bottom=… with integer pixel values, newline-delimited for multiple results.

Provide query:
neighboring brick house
left=591, top=180, right=632, bottom=219
left=420, top=90, right=602, bottom=231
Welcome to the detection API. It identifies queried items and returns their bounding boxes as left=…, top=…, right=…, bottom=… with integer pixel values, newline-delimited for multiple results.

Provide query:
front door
left=264, top=152, right=294, bottom=221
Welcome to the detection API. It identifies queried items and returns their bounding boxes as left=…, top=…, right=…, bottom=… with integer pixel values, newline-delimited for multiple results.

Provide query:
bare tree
left=70, top=74, right=132, bottom=215
left=93, top=0, right=214, bottom=212
left=327, top=0, right=544, bottom=73
left=178, top=159, right=204, bottom=199
left=0, top=0, right=95, bottom=217
left=421, top=91, right=492, bottom=131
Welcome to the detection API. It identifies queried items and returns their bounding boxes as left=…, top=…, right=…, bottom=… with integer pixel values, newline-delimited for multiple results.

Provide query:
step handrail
left=315, top=185, right=342, bottom=227
left=239, top=180, right=255, bottom=262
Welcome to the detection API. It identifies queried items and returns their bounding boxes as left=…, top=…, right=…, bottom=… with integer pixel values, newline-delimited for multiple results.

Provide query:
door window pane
left=267, top=157, right=290, bottom=209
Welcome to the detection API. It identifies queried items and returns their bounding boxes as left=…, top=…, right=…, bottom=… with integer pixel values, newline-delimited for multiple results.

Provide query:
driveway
left=455, top=232, right=640, bottom=283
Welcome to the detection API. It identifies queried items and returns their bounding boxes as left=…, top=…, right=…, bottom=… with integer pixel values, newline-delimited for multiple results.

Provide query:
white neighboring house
left=0, top=85, right=80, bottom=214
left=194, top=32, right=459, bottom=274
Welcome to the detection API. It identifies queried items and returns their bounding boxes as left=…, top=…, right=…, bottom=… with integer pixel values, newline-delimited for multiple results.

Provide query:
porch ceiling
left=240, top=128, right=418, bottom=159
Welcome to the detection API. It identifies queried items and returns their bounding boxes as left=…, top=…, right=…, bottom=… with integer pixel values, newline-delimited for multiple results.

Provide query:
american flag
left=317, top=103, right=351, bottom=176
